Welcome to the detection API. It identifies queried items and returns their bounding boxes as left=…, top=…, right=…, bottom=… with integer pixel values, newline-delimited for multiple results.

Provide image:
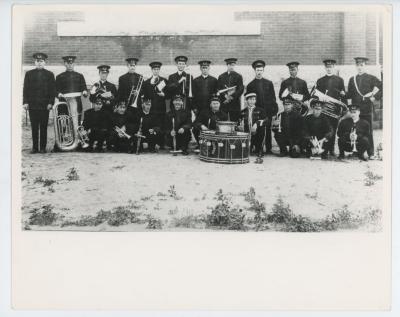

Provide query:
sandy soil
left=20, top=122, right=384, bottom=231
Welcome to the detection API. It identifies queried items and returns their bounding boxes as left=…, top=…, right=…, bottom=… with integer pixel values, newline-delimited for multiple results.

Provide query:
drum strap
left=353, top=76, right=365, bottom=100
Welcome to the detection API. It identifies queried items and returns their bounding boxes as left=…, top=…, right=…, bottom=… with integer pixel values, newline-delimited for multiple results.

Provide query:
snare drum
left=216, top=121, right=237, bottom=134
left=199, top=131, right=250, bottom=164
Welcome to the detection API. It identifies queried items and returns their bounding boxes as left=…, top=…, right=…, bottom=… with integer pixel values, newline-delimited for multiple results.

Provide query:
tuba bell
left=310, top=88, right=348, bottom=119
left=53, top=92, right=87, bottom=151
left=53, top=100, right=79, bottom=151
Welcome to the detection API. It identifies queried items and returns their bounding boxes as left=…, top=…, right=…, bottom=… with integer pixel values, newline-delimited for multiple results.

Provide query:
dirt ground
left=20, top=121, right=384, bottom=232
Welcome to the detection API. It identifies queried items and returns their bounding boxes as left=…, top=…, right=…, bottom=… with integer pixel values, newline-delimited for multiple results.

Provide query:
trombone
left=127, top=75, right=144, bottom=108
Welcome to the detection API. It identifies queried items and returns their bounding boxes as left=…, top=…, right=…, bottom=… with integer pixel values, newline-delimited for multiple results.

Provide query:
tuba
left=310, top=88, right=348, bottom=119
left=53, top=93, right=88, bottom=151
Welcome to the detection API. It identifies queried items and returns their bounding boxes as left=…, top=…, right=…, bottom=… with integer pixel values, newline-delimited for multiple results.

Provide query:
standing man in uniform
left=246, top=60, right=278, bottom=155
left=56, top=56, right=88, bottom=116
left=217, top=58, right=244, bottom=123
left=23, top=52, right=56, bottom=153
left=346, top=57, right=381, bottom=158
left=141, top=61, right=168, bottom=148
left=166, top=56, right=193, bottom=112
left=315, top=59, right=346, bottom=156
left=192, top=60, right=218, bottom=116
left=89, top=65, right=117, bottom=114
left=278, top=61, right=310, bottom=102
left=117, top=57, right=143, bottom=108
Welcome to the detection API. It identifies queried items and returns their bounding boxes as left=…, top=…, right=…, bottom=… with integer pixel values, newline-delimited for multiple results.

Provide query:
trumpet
left=350, top=126, right=357, bottom=152
left=127, top=75, right=144, bottom=108
left=114, top=126, right=131, bottom=139
left=216, top=85, right=237, bottom=96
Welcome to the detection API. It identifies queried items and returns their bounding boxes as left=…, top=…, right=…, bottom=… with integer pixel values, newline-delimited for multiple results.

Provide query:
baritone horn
left=310, top=88, right=348, bottom=119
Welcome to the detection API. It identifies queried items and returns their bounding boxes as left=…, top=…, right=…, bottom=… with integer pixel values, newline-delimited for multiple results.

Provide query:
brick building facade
left=23, top=10, right=382, bottom=66
left=21, top=9, right=383, bottom=126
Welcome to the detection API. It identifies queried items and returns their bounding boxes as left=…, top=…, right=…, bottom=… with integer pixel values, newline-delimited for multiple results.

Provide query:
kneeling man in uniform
left=302, top=99, right=333, bottom=159
left=273, top=98, right=303, bottom=158
left=164, top=94, right=192, bottom=155
left=337, top=104, right=371, bottom=161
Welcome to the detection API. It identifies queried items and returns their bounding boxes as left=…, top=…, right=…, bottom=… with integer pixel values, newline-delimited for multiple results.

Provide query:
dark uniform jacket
left=303, top=114, right=334, bottom=141
left=140, top=76, right=168, bottom=114
left=240, top=106, right=267, bottom=132
left=347, top=73, right=382, bottom=116
left=111, top=111, right=136, bottom=136
left=135, top=110, right=162, bottom=135
left=337, top=117, right=370, bottom=141
left=246, top=78, right=278, bottom=118
left=166, top=71, right=194, bottom=100
left=164, top=110, right=192, bottom=134
left=56, top=71, right=87, bottom=96
left=315, top=74, right=346, bottom=101
left=194, top=109, right=228, bottom=130
left=117, top=72, right=143, bottom=105
left=82, top=108, right=110, bottom=131
left=279, top=110, right=304, bottom=145
left=56, top=70, right=87, bottom=113
left=217, top=71, right=244, bottom=112
left=278, top=77, right=310, bottom=101
left=89, top=80, right=118, bottom=111
left=192, top=75, right=218, bottom=113
left=23, top=68, right=56, bottom=109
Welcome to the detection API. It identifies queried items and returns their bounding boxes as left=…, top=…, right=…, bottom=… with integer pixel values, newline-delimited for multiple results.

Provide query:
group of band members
left=23, top=53, right=381, bottom=161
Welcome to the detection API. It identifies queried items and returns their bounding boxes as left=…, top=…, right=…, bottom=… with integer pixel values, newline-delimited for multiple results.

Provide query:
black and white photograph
left=18, top=4, right=387, bottom=233
left=9, top=2, right=394, bottom=312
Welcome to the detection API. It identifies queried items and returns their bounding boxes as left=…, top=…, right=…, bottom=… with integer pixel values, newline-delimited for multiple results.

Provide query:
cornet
left=115, top=126, right=131, bottom=139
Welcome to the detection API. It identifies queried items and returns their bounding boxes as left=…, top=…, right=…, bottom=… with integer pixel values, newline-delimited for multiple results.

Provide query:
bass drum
left=199, top=131, right=250, bottom=164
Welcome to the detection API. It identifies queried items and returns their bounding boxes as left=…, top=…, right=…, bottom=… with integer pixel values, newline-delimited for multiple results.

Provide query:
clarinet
left=172, top=117, right=177, bottom=154
left=135, top=117, right=145, bottom=155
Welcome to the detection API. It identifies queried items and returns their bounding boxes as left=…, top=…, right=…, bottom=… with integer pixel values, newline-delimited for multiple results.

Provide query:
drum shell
left=199, top=131, right=250, bottom=164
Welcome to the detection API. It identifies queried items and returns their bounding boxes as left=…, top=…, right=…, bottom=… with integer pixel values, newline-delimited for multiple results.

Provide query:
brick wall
left=22, top=10, right=383, bottom=66
left=21, top=9, right=383, bottom=127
